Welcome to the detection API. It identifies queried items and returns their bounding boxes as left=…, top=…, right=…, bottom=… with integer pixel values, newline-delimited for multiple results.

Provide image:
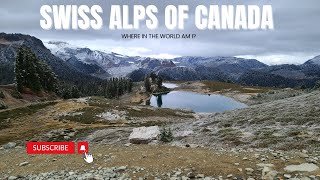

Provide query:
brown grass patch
left=202, top=80, right=271, bottom=93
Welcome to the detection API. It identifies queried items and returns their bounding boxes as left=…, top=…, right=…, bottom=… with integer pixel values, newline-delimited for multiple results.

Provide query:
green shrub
left=0, top=91, right=4, bottom=98
left=11, top=90, right=22, bottom=99
left=160, top=127, right=173, bottom=142
left=314, top=81, right=320, bottom=90
left=0, top=100, right=7, bottom=109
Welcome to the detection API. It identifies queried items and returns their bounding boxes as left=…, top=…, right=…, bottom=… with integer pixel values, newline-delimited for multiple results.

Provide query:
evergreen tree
left=314, top=80, right=320, bottom=90
left=15, top=47, right=132, bottom=99
left=37, top=60, right=57, bottom=92
left=144, top=76, right=151, bottom=92
left=0, top=63, right=15, bottom=85
left=15, top=49, right=24, bottom=92
left=71, top=86, right=80, bottom=98
left=25, top=52, right=41, bottom=92
left=15, top=47, right=57, bottom=93
left=156, top=76, right=163, bottom=88
left=150, top=72, right=157, bottom=83
left=57, top=77, right=133, bottom=99
left=128, top=80, right=133, bottom=93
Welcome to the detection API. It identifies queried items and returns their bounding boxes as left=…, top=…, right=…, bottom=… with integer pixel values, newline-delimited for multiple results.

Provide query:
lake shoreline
left=150, top=84, right=248, bottom=113
left=164, top=81, right=265, bottom=105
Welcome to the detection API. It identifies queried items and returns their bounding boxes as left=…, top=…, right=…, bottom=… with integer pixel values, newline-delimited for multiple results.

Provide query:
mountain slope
left=173, top=56, right=267, bottom=68
left=175, top=90, right=320, bottom=149
left=304, top=55, right=320, bottom=65
left=65, top=56, right=110, bottom=78
left=46, top=41, right=145, bottom=77
left=157, top=66, right=200, bottom=81
left=46, top=42, right=272, bottom=82
left=34, top=37, right=320, bottom=88
left=241, top=56, right=320, bottom=88
left=0, top=33, right=102, bottom=85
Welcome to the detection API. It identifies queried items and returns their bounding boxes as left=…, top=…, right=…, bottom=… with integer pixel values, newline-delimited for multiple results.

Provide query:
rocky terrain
left=0, top=80, right=319, bottom=179
left=1, top=144, right=319, bottom=180
left=169, top=91, right=320, bottom=150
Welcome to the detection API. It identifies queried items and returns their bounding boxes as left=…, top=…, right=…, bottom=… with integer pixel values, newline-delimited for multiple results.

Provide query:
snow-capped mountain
left=45, top=41, right=269, bottom=79
left=43, top=41, right=290, bottom=83
left=171, top=56, right=268, bottom=80
left=43, top=40, right=320, bottom=88
left=45, top=41, right=175, bottom=77
left=2, top=33, right=319, bottom=89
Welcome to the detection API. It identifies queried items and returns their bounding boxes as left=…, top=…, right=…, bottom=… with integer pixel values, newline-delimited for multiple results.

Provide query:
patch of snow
left=114, top=54, right=126, bottom=58
left=96, top=110, right=127, bottom=121
left=76, top=97, right=90, bottom=104
left=96, top=112, right=121, bottom=121
left=163, top=83, right=179, bottom=88
left=107, top=65, right=139, bottom=77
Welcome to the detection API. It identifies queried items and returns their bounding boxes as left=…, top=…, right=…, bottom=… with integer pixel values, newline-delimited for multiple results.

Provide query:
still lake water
left=150, top=91, right=247, bottom=113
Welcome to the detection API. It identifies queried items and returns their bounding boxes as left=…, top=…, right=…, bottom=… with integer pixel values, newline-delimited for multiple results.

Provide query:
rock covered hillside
left=170, top=90, right=320, bottom=150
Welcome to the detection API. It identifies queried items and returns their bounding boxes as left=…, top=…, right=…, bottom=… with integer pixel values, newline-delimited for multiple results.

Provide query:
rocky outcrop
left=129, top=126, right=160, bottom=144
left=284, top=163, right=319, bottom=173
left=3, top=142, right=16, bottom=149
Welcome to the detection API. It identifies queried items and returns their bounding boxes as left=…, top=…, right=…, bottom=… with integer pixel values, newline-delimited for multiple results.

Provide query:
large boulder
left=284, top=163, right=319, bottom=173
left=129, top=126, right=160, bottom=144
left=3, top=142, right=16, bottom=149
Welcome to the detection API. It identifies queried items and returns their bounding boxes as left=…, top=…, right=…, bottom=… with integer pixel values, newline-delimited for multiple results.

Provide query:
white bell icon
left=80, top=145, right=86, bottom=152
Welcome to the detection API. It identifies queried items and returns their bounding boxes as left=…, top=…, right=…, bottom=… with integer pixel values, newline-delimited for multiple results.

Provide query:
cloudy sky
left=1, top=0, right=320, bottom=65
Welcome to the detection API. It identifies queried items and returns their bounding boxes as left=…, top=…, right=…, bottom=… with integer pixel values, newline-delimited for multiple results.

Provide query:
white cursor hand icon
left=84, top=152, right=93, bottom=163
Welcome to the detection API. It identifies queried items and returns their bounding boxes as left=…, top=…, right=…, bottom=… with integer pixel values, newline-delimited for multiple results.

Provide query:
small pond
left=150, top=91, right=247, bottom=113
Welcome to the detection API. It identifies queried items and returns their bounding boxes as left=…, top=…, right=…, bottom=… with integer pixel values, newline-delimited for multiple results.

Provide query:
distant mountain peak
left=47, top=41, right=69, bottom=46
left=0, top=33, right=47, bottom=50
left=312, top=55, right=320, bottom=61
left=304, top=55, right=320, bottom=65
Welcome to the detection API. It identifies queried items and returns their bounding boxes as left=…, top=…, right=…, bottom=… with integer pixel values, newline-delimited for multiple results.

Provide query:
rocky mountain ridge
left=1, top=33, right=320, bottom=88
left=45, top=40, right=320, bottom=88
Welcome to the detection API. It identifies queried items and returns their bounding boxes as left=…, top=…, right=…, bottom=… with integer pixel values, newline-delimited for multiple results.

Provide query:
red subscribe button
left=26, top=142, right=75, bottom=154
